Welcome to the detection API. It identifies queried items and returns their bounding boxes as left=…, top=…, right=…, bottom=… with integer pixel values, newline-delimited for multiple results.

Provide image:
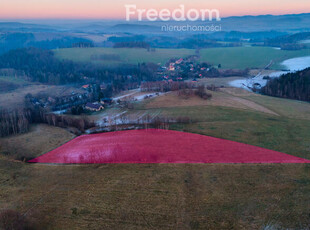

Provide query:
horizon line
left=0, top=12, right=310, bottom=21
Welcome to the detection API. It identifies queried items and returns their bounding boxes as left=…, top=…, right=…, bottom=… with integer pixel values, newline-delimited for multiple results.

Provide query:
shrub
left=195, top=85, right=212, bottom=100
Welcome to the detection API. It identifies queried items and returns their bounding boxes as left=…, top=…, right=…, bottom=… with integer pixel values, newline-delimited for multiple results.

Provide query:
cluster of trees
left=72, top=42, right=94, bottom=48
left=113, top=41, right=150, bottom=49
left=0, top=33, right=35, bottom=54
left=44, top=113, right=95, bottom=133
left=177, top=88, right=196, bottom=99
left=261, top=68, right=310, bottom=101
left=0, top=104, right=96, bottom=137
left=71, top=105, right=85, bottom=115
left=279, top=43, right=306, bottom=50
left=195, top=85, right=213, bottom=100
left=177, top=85, right=212, bottom=100
left=141, top=82, right=212, bottom=100
left=179, top=39, right=241, bottom=49
left=0, top=32, right=94, bottom=54
left=108, top=35, right=145, bottom=43
left=264, top=32, right=310, bottom=50
left=107, top=33, right=271, bottom=49
left=0, top=48, right=82, bottom=84
left=0, top=109, right=32, bottom=137
left=89, top=114, right=191, bottom=133
left=0, top=48, right=160, bottom=93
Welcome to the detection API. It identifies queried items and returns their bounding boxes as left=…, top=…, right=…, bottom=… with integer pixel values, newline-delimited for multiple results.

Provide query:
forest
left=264, top=32, right=310, bottom=49
left=0, top=32, right=94, bottom=54
left=0, top=107, right=95, bottom=138
left=0, top=48, right=159, bottom=86
left=261, top=68, right=310, bottom=101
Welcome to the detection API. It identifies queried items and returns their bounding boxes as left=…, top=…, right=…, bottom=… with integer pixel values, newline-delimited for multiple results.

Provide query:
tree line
left=113, top=41, right=150, bottom=49
left=0, top=106, right=96, bottom=137
left=0, top=109, right=32, bottom=137
left=260, top=68, right=310, bottom=102
left=0, top=48, right=160, bottom=90
left=0, top=32, right=94, bottom=54
left=264, top=32, right=310, bottom=50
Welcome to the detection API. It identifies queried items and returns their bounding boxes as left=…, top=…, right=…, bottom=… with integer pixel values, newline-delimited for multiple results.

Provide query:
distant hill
left=1, top=13, right=310, bottom=34
left=0, top=22, right=56, bottom=32
left=206, top=13, right=310, bottom=32
left=265, top=32, right=310, bottom=47
left=107, top=13, right=310, bottom=34
left=109, top=24, right=160, bottom=33
left=100, top=13, right=310, bottom=34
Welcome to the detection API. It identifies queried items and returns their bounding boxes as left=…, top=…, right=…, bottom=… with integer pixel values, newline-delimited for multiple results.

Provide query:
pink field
left=29, top=129, right=310, bottom=164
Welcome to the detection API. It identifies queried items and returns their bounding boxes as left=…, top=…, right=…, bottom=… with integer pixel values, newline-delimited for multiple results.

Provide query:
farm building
left=85, top=102, right=104, bottom=111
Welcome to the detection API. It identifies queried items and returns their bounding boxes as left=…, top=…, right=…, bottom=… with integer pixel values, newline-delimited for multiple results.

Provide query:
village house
left=82, top=84, right=90, bottom=90
left=85, top=102, right=104, bottom=112
left=175, top=58, right=183, bottom=64
left=169, top=63, right=175, bottom=71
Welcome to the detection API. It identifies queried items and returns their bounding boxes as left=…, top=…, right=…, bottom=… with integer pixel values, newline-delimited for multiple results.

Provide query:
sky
left=0, top=0, right=309, bottom=19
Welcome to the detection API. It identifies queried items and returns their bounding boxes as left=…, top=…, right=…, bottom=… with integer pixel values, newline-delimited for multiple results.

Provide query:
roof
left=85, top=102, right=102, bottom=110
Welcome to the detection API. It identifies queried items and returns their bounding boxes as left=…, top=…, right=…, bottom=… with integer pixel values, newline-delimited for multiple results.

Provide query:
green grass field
left=138, top=89, right=310, bottom=160
left=199, top=47, right=310, bottom=69
left=54, top=47, right=310, bottom=70
left=54, top=48, right=195, bottom=66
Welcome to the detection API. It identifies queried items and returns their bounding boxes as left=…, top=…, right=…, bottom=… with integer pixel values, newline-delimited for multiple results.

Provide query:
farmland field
left=0, top=160, right=309, bottom=229
left=1, top=89, right=310, bottom=229
left=29, top=129, right=310, bottom=164
left=199, top=47, right=310, bottom=69
left=140, top=88, right=310, bottom=160
left=54, top=47, right=310, bottom=70
left=54, top=47, right=195, bottom=66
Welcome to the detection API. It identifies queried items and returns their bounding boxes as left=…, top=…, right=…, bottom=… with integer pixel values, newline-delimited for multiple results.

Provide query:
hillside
left=261, top=67, right=310, bottom=101
left=1, top=88, right=310, bottom=229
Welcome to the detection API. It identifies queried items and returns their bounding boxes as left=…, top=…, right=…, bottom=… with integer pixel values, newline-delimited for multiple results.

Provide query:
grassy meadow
left=138, top=88, right=310, bottom=160
left=1, top=88, right=310, bottom=229
left=199, top=47, right=310, bottom=69
left=54, top=46, right=310, bottom=70
left=54, top=48, right=195, bottom=66
left=0, top=75, right=31, bottom=93
left=0, top=161, right=309, bottom=229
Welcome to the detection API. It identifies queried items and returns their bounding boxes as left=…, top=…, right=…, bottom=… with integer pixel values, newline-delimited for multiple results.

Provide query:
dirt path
left=220, top=88, right=279, bottom=116
left=229, top=97, right=279, bottom=116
